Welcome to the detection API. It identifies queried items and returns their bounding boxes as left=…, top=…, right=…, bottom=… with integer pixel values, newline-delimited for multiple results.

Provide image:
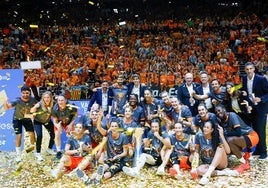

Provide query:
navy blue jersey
left=107, top=132, right=128, bottom=159
left=110, top=85, right=129, bottom=115
left=66, top=134, right=91, bottom=157
left=131, top=105, right=145, bottom=124
left=169, top=133, right=191, bottom=157
left=195, top=132, right=222, bottom=164
left=146, top=131, right=169, bottom=153
left=222, top=112, right=253, bottom=136
left=193, top=113, right=219, bottom=130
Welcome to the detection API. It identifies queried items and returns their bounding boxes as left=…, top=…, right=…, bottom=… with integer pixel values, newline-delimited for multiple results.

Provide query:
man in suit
left=196, top=71, right=213, bottom=112
left=242, top=62, right=268, bottom=159
left=127, top=74, right=147, bottom=103
left=177, top=72, right=200, bottom=116
left=87, top=80, right=110, bottom=116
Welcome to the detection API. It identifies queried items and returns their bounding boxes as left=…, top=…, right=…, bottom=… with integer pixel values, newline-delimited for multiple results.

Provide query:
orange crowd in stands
left=0, top=14, right=267, bottom=92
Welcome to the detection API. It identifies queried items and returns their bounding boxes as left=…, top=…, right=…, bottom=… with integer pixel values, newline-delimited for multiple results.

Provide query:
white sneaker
left=144, top=154, right=156, bottom=165
left=25, top=145, right=35, bottom=153
left=50, top=169, right=60, bottom=179
left=46, top=148, right=56, bottom=155
left=15, top=155, right=22, bottom=163
left=35, top=153, right=43, bottom=162
left=221, top=168, right=239, bottom=177
left=122, top=166, right=139, bottom=177
left=67, top=169, right=79, bottom=180
left=199, top=176, right=210, bottom=185
left=156, top=165, right=165, bottom=175
left=174, top=171, right=183, bottom=180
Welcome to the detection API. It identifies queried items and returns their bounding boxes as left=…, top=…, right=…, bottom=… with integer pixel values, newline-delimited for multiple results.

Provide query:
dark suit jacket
left=127, top=82, right=147, bottom=101
left=87, top=88, right=110, bottom=112
left=177, top=82, right=200, bottom=115
left=196, top=84, right=213, bottom=109
left=242, top=74, right=268, bottom=114
left=196, top=84, right=213, bottom=95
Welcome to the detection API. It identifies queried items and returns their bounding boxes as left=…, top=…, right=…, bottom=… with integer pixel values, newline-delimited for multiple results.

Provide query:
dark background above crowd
left=0, top=0, right=268, bottom=26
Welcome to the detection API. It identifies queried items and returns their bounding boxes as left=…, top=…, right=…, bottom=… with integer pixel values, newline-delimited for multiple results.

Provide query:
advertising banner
left=0, top=69, right=24, bottom=151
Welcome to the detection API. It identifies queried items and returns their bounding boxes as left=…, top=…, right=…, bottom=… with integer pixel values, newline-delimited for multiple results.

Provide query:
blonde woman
left=30, top=91, right=55, bottom=161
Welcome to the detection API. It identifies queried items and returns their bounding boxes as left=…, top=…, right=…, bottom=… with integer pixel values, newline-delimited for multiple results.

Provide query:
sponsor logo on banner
left=69, top=100, right=89, bottom=120
left=80, top=101, right=89, bottom=114
left=149, top=85, right=178, bottom=98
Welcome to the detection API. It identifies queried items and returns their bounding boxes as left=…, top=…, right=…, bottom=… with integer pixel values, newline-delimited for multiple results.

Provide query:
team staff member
left=4, top=85, right=37, bottom=162
left=196, top=71, right=213, bottom=112
left=177, top=72, right=200, bottom=116
left=127, top=74, right=147, bottom=102
left=30, top=91, right=56, bottom=161
left=87, top=80, right=111, bottom=116
left=241, top=62, right=268, bottom=159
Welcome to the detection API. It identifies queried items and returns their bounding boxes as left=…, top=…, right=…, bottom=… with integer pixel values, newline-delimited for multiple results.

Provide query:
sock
left=238, top=157, right=246, bottom=164
left=173, top=164, right=181, bottom=174
left=16, top=147, right=21, bottom=155
left=203, top=165, right=215, bottom=178
left=215, top=169, right=226, bottom=176
left=56, top=146, right=61, bottom=152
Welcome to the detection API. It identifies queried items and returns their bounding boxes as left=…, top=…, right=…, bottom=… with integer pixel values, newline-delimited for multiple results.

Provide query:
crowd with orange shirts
left=0, top=13, right=268, bottom=99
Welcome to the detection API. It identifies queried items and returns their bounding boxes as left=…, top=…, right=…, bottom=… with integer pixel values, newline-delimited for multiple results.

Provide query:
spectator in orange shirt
left=233, top=72, right=241, bottom=85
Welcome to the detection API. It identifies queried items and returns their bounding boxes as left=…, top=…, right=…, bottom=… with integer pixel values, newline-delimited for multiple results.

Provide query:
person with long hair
left=77, top=118, right=128, bottom=185
left=78, top=107, right=108, bottom=164
left=193, top=103, right=219, bottom=131
left=225, top=82, right=253, bottom=126
left=49, top=123, right=92, bottom=179
left=170, top=97, right=193, bottom=134
left=168, top=123, right=192, bottom=179
left=122, top=118, right=172, bottom=177
left=30, top=91, right=56, bottom=161
left=140, top=88, right=161, bottom=136
left=118, top=106, right=140, bottom=157
left=190, top=121, right=238, bottom=185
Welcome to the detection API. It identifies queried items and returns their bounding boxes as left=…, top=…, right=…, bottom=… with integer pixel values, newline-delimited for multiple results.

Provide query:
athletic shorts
left=69, top=156, right=84, bottom=169
left=104, top=158, right=126, bottom=177
left=170, top=152, right=191, bottom=170
left=143, top=148, right=162, bottom=166
left=13, top=119, right=34, bottom=134
left=247, top=131, right=259, bottom=148
left=178, top=156, right=191, bottom=170
left=54, top=124, right=74, bottom=134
